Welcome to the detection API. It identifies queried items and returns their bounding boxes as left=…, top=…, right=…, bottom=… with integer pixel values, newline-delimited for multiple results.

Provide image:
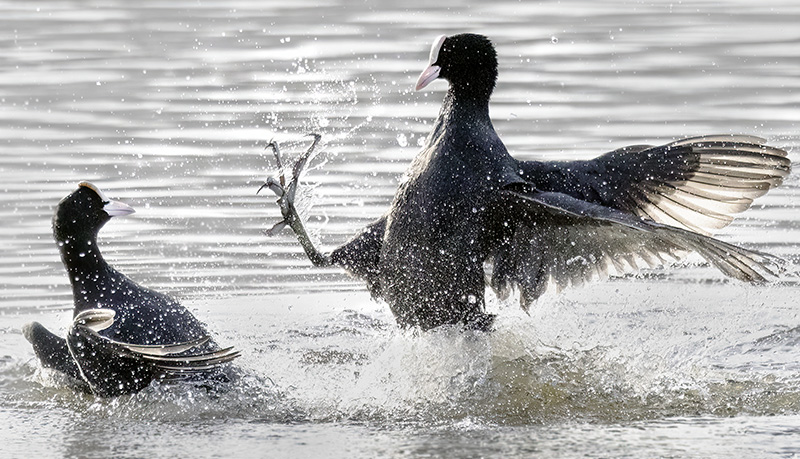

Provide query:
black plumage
left=263, top=33, right=790, bottom=331
left=24, top=182, right=239, bottom=397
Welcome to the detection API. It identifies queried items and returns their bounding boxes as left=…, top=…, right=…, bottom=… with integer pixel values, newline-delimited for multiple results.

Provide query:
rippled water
left=2, top=0, right=800, bottom=457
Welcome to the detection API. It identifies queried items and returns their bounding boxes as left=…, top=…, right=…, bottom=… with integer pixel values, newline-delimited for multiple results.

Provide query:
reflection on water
left=1, top=0, right=800, bottom=457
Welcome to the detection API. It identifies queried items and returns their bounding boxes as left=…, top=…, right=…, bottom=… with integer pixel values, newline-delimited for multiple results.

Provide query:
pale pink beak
left=103, top=199, right=136, bottom=217
left=415, top=65, right=441, bottom=91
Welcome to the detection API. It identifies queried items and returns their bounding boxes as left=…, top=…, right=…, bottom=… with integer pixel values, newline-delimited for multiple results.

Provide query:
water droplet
left=396, top=133, right=408, bottom=147
left=550, top=36, right=558, bottom=44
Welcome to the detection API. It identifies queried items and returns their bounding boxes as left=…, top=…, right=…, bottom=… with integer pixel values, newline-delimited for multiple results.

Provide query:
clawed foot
left=258, top=133, right=322, bottom=236
left=257, top=133, right=331, bottom=266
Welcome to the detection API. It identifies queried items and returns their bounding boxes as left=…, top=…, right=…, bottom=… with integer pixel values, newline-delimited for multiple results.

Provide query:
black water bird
left=24, top=182, right=239, bottom=397
left=261, top=33, right=790, bottom=331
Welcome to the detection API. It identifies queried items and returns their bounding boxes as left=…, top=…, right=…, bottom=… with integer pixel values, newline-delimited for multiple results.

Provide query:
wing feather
left=487, top=188, right=782, bottom=310
left=70, top=309, right=239, bottom=371
left=519, top=135, right=790, bottom=236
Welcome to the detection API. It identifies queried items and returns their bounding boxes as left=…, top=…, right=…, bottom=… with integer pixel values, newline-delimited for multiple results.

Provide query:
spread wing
left=486, top=186, right=783, bottom=310
left=519, top=135, right=790, bottom=235
left=70, top=309, right=240, bottom=372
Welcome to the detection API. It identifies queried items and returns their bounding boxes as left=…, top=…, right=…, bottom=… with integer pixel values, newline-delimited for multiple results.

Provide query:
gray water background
left=1, top=0, right=800, bottom=457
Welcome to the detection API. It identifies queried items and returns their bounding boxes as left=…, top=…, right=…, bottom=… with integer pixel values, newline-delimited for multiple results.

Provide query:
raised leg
left=23, top=322, right=83, bottom=380
left=259, top=134, right=331, bottom=267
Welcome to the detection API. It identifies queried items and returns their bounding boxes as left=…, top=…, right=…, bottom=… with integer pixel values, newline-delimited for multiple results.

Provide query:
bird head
left=415, top=33, right=499, bottom=100
left=53, top=182, right=135, bottom=244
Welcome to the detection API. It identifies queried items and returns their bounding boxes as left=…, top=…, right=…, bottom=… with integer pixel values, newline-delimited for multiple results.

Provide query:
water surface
left=1, top=0, right=799, bottom=457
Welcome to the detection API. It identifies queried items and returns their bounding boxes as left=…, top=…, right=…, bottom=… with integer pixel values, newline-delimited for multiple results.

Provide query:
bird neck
left=442, top=87, right=492, bottom=122
left=57, top=234, right=118, bottom=313
left=426, top=89, right=493, bottom=148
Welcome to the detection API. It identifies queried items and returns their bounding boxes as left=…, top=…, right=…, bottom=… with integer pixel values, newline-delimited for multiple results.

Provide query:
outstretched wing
left=519, top=135, right=790, bottom=235
left=71, top=309, right=240, bottom=372
left=487, top=186, right=782, bottom=310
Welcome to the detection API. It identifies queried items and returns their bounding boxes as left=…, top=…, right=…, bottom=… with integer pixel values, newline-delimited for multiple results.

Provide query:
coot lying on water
left=24, top=182, right=239, bottom=397
left=262, top=34, right=790, bottom=331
